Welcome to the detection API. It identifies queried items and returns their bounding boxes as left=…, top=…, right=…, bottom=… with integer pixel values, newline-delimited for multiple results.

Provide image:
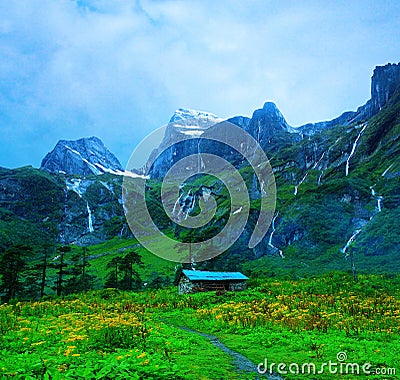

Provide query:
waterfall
left=370, top=186, right=384, bottom=215
left=312, top=151, right=326, bottom=169
left=381, top=164, right=393, bottom=177
left=341, top=229, right=361, bottom=259
left=172, top=193, right=184, bottom=216
left=86, top=202, right=94, bottom=233
left=197, top=139, right=205, bottom=172
left=317, top=173, right=323, bottom=186
left=345, top=124, right=367, bottom=176
left=184, top=193, right=195, bottom=220
left=268, top=212, right=284, bottom=258
left=341, top=184, right=384, bottom=257
left=233, top=206, right=243, bottom=215
left=294, top=173, right=308, bottom=196
left=173, top=191, right=195, bottom=222
left=268, top=213, right=278, bottom=246
left=377, top=197, right=383, bottom=213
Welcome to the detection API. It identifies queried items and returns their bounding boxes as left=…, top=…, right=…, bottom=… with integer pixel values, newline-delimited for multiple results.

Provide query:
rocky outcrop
left=244, top=102, right=300, bottom=150
left=147, top=62, right=400, bottom=178
left=298, top=62, right=400, bottom=135
left=370, top=62, right=400, bottom=114
left=41, top=136, right=122, bottom=176
left=0, top=165, right=129, bottom=247
left=148, top=102, right=298, bottom=178
left=146, top=108, right=222, bottom=178
left=227, top=116, right=251, bottom=130
left=2, top=62, right=399, bottom=267
left=298, top=111, right=357, bottom=136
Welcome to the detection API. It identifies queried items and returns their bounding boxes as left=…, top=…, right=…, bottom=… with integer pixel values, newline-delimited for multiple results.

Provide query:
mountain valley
left=0, top=62, right=399, bottom=297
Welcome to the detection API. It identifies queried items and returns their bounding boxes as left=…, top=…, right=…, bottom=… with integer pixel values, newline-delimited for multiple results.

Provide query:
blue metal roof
left=182, top=270, right=248, bottom=281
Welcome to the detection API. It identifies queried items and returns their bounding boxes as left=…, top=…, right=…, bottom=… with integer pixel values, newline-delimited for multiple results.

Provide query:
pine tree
left=0, top=245, right=32, bottom=302
left=148, top=271, right=171, bottom=289
left=52, top=246, right=71, bottom=296
left=31, top=243, right=54, bottom=298
left=105, top=257, right=121, bottom=288
left=64, top=247, right=95, bottom=294
left=119, top=251, right=143, bottom=291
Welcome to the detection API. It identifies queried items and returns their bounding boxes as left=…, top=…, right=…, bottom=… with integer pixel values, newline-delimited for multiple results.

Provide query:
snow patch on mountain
left=41, top=136, right=123, bottom=176
left=168, top=108, right=223, bottom=137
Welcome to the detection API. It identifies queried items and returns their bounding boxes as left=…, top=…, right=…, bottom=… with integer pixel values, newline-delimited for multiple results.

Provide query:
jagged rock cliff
left=146, top=109, right=222, bottom=178
left=148, top=101, right=298, bottom=178
left=370, top=62, right=400, bottom=114
left=244, top=101, right=300, bottom=150
left=298, top=62, right=400, bottom=135
left=1, top=63, right=399, bottom=272
left=142, top=63, right=400, bottom=266
left=41, top=136, right=123, bottom=176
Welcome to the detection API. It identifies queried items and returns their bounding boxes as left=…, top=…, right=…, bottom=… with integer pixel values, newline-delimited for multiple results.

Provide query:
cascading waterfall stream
left=294, top=173, right=308, bottom=196
left=312, top=151, right=326, bottom=169
left=381, top=164, right=393, bottom=177
left=172, top=193, right=184, bottom=216
left=341, top=184, right=384, bottom=256
left=184, top=193, right=196, bottom=220
left=316, top=137, right=343, bottom=186
left=119, top=224, right=126, bottom=237
left=268, top=212, right=284, bottom=258
left=173, top=190, right=196, bottom=222
left=377, top=197, right=383, bottom=213
left=257, top=121, right=261, bottom=143
left=345, top=124, right=367, bottom=176
left=86, top=202, right=94, bottom=233
left=197, top=139, right=205, bottom=172
left=317, top=173, right=323, bottom=186
left=66, top=179, right=94, bottom=233
left=370, top=186, right=384, bottom=215
left=341, top=230, right=361, bottom=259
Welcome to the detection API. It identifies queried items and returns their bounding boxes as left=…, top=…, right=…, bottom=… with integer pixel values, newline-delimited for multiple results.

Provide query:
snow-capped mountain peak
left=41, top=136, right=123, bottom=176
left=168, top=108, right=223, bottom=136
left=169, top=108, right=222, bottom=125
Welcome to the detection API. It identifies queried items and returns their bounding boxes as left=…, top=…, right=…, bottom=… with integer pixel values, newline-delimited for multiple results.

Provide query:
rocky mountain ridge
left=147, top=63, right=400, bottom=179
left=41, top=136, right=123, bottom=176
left=298, top=62, right=400, bottom=135
left=0, top=62, right=399, bottom=274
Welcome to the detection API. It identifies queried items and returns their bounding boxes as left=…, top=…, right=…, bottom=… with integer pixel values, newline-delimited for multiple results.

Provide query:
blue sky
left=1, top=0, right=399, bottom=169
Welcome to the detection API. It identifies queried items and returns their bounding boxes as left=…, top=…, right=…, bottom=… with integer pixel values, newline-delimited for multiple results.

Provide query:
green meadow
left=1, top=273, right=398, bottom=379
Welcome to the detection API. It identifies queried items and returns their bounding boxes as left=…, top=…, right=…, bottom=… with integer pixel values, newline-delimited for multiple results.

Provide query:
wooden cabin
left=177, top=270, right=248, bottom=294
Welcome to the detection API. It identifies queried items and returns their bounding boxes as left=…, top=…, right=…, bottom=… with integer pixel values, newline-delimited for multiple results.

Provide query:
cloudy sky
left=1, top=0, right=399, bottom=169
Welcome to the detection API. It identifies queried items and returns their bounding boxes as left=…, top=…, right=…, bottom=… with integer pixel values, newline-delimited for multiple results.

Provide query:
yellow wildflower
left=31, top=341, right=46, bottom=346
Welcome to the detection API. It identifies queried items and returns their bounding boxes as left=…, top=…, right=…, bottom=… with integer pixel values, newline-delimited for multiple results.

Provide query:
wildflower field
left=0, top=273, right=399, bottom=379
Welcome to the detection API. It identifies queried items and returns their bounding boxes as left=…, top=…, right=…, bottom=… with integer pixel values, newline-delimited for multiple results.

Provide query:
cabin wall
left=229, top=282, right=247, bottom=291
left=178, top=275, right=247, bottom=294
left=178, top=276, right=195, bottom=294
